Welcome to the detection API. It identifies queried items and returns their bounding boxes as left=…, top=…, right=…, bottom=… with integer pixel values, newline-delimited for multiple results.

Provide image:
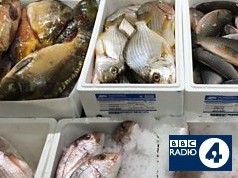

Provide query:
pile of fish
left=0, top=136, right=33, bottom=178
left=191, top=1, right=238, bottom=84
left=55, top=120, right=158, bottom=178
left=93, top=1, right=176, bottom=84
left=0, top=0, right=98, bottom=100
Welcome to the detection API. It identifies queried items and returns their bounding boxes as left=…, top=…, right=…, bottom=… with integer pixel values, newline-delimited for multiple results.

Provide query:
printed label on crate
left=169, top=135, right=232, bottom=171
left=95, top=94, right=157, bottom=114
left=203, top=95, right=238, bottom=116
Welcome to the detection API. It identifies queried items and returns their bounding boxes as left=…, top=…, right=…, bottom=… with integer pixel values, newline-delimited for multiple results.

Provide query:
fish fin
left=8, top=57, right=34, bottom=75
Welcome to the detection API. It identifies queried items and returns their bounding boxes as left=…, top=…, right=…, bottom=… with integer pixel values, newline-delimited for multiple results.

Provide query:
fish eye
left=84, top=134, right=91, bottom=140
left=110, top=67, right=118, bottom=75
left=153, top=73, right=161, bottom=83
left=97, top=154, right=106, bottom=160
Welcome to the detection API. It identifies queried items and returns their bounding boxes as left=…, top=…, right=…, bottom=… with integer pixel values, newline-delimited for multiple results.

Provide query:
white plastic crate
left=183, top=0, right=238, bottom=117
left=0, top=118, right=57, bottom=178
left=0, top=0, right=103, bottom=118
left=77, top=0, right=184, bottom=118
left=43, top=117, right=187, bottom=178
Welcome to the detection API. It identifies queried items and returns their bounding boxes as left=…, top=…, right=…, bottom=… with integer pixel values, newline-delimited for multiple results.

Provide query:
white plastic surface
left=77, top=0, right=184, bottom=118
left=0, top=0, right=103, bottom=118
left=0, top=118, right=57, bottom=178
left=44, top=117, right=188, bottom=178
left=183, top=0, right=238, bottom=116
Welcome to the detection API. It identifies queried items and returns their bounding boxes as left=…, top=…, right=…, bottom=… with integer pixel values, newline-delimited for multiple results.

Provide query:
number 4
left=206, top=142, right=222, bottom=163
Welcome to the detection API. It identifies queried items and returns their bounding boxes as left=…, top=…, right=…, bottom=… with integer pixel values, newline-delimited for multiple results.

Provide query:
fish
left=189, top=8, right=204, bottom=31
left=10, top=8, right=40, bottom=63
left=193, top=47, right=238, bottom=79
left=223, top=34, right=238, bottom=40
left=118, top=18, right=136, bottom=37
left=195, top=9, right=232, bottom=37
left=223, top=79, right=238, bottom=84
left=0, top=136, right=33, bottom=178
left=137, top=1, right=175, bottom=35
left=27, top=0, right=73, bottom=47
left=106, top=4, right=140, bottom=26
left=95, top=17, right=128, bottom=83
left=193, top=65, right=203, bottom=84
left=56, top=132, right=105, bottom=178
left=196, top=1, right=238, bottom=15
left=125, top=21, right=174, bottom=84
left=113, top=121, right=140, bottom=145
left=196, top=37, right=238, bottom=66
left=224, top=24, right=238, bottom=35
left=70, top=152, right=122, bottom=178
left=0, top=30, right=91, bottom=100
left=0, top=0, right=21, bottom=56
left=200, top=65, right=224, bottom=84
left=56, top=0, right=98, bottom=43
left=161, top=18, right=175, bottom=47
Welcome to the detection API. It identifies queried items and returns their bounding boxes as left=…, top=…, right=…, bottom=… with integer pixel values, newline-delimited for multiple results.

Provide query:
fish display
left=190, top=1, right=238, bottom=84
left=55, top=120, right=158, bottom=178
left=94, top=1, right=176, bottom=84
left=0, top=136, right=34, bottom=178
left=0, top=0, right=98, bottom=100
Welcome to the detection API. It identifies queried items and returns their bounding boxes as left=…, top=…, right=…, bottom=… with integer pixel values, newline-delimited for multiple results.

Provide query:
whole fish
left=56, top=132, right=105, bottom=178
left=137, top=1, right=175, bottom=35
left=0, top=137, right=33, bottom=178
left=200, top=65, right=224, bottom=84
left=95, top=17, right=127, bottom=83
left=0, top=0, right=21, bottom=57
left=27, top=0, right=73, bottom=47
left=106, top=4, right=140, bottom=26
left=195, top=9, right=232, bottom=37
left=56, top=0, right=98, bottom=43
left=196, top=37, right=238, bottom=66
left=193, top=47, right=238, bottom=79
left=0, top=30, right=91, bottom=100
left=10, top=8, right=40, bottom=63
left=196, top=1, right=238, bottom=15
left=224, top=24, right=238, bottom=35
left=70, top=152, right=122, bottom=178
left=189, top=8, right=204, bottom=31
left=125, top=21, right=174, bottom=84
left=113, top=121, right=140, bottom=145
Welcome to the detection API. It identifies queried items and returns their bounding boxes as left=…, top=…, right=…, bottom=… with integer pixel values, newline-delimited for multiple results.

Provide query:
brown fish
left=113, top=121, right=140, bottom=145
left=0, top=0, right=21, bottom=56
left=56, top=132, right=105, bottom=178
left=195, top=9, right=232, bottom=37
left=10, top=8, right=40, bottom=63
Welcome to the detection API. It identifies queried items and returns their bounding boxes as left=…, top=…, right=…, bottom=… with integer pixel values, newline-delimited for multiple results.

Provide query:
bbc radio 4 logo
left=169, top=135, right=232, bottom=171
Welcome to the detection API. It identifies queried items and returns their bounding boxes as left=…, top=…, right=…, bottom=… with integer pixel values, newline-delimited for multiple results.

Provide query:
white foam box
left=77, top=0, right=184, bottom=118
left=43, top=117, right=188, bottom=178
left=183, top=0, right=238, bottom=117
left=0, top=0, right=103, bottom=119
left=0, top=118, right=57, bottom=178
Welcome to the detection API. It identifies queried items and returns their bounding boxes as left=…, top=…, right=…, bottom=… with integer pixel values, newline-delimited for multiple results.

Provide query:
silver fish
left=70, top=152, right=122, bottom=178
left=137, top=1, right=175, bottom=35
left=56, top=132, right=105, bottom=178
left=95, top=21, right=128, bottom=83
left=113, top=121, right=139, bottom=145
left=196, top=37, right=238, bottom=66
left=0, top=137, right=33, bottom=178
left=224, top=24, right=238, bottom=35
left=193, top=47, right=238, bottom=79
left=190, top=8, right=204, bottom=31
left=106, top=4, right=140, bottom=25
left=201, top=66, right=224, bottom=84
left=125, top=21, right=174, bottom=84
left=195, top=9, right=232, bottom=37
